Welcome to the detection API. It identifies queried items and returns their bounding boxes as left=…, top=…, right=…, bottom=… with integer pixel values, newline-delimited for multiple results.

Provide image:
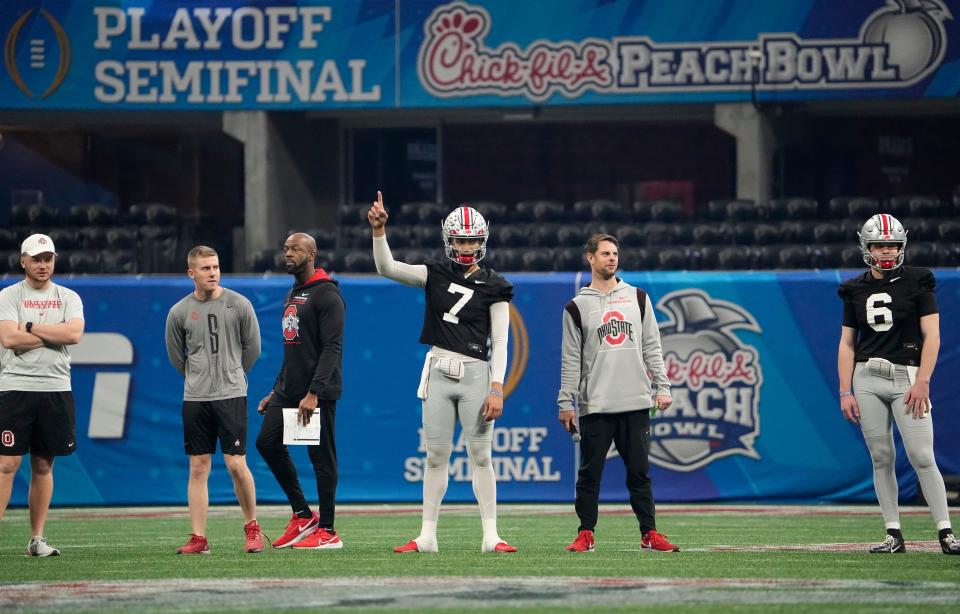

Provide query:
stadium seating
left=630, top=201, right=654, bottom=222
left=471, top=201, right=508, bottom=222
left=725, top=200, right=759, bottom=221
left=521, top=251, right=553, bottom=271
left=650, top=200, right=683, bottom=223
left=0, top=228, right=17, bottom=250
left=68, top=251, right=102, bottom=274
left=657, top=247, right=688, bottom=270
left=530, top=200, right=564, bottom=223
left=230, top=190, right=960, bottom=274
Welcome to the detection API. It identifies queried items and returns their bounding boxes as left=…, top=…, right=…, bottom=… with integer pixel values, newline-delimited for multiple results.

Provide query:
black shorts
left=182, top=397, right=248, bottom=456
left=0, top=391, right=77, bottom=457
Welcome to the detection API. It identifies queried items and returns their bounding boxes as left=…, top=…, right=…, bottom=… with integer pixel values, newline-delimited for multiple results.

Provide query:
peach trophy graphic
left=862, top=0, right=952, bottom=81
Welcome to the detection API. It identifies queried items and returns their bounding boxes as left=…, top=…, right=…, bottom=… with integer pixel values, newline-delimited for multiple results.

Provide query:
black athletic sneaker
left=940, top=532, right=960, bottom=555
left=869, top=534, right=905, bottom=553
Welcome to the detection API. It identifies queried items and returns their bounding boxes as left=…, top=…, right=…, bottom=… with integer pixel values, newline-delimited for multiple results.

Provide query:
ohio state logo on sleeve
left=282, top=304, right=300, bottom=342
left=597, top=310, right=634, bottom=346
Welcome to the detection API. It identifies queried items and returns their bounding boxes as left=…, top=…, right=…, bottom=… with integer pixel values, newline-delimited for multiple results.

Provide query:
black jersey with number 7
left=419, top=259, right=513, bottom=360
left=838, top=266, right=938, bottom=366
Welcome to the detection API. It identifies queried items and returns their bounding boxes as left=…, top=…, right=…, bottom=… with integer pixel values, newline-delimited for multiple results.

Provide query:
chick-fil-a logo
left=417, top=2, right=612, bottom=101
left=418, top=0, right=952, bottom=102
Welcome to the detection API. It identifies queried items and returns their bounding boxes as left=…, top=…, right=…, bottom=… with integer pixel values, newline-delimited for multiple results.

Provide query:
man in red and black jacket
left=256, top=232, right=346, bottom=550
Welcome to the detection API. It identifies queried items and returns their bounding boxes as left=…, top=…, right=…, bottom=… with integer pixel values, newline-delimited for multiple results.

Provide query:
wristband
left=489, top=390, right=503, bottom=398
left=839, top=391, right=853, bottom=398
left=25, top=322, right=33, bottom=334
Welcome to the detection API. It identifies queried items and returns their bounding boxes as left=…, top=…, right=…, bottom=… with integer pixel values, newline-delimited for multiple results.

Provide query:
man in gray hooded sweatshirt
left=558, top=233, right=679, bottom=553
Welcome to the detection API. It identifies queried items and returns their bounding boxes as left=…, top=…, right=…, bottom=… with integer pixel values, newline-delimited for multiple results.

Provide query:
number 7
left=443, top=283, right=475, bottom=324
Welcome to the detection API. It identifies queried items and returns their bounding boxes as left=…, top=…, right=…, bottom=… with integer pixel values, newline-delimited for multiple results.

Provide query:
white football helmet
left=442, top=206, right=488, bottom=265
left=858, top=213, right=907, bottom=272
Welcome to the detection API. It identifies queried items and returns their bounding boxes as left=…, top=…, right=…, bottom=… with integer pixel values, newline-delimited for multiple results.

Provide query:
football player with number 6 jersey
left=837, top=214, right=959, bottom=555
left=368, top=191, right=517, bottom=554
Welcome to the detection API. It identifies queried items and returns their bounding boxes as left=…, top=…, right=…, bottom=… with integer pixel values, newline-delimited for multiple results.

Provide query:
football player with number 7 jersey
left=368, top=191, right=517, bottom=554
left=837, top=213, right=959, bottom=555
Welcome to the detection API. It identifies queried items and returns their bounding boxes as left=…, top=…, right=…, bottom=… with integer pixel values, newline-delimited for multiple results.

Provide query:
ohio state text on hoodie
left=557, top=280, right=670, bottom=416
left=275, top=269, right=345, bottom=405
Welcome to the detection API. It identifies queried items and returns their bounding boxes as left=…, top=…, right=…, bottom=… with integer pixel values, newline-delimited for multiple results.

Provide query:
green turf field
left=1, top=504, right=958, bottom=612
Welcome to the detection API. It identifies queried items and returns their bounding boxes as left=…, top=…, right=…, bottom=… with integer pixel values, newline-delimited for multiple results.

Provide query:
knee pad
left=466, top=439, right=492, bottom=469
left=905, top=449, right=936, bottom=472
left=425, top=443, right=453, bottom=470
left=864, top=435, right=894, bottom=469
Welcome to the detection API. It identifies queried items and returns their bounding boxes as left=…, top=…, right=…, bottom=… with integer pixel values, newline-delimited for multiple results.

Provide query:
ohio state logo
left=282, top=305, right=300, bottom=342
left=647, top=290, right=763, bottom=472
left=1, top=430, right=13, bottom=447
left=597, top=310, right=634, bottom=346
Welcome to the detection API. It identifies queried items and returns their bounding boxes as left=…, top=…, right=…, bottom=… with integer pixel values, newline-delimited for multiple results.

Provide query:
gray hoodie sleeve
left=557, top=303, right=582, bottom=412
left=640, top=294, right=670, bottom=396
left=164, top=306, right=186, bottom=377
left=239, top=298, right=261, bottom=373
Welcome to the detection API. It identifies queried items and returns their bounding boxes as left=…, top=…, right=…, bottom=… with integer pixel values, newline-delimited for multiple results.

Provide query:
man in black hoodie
left=256, top=232, right=345, bottom=550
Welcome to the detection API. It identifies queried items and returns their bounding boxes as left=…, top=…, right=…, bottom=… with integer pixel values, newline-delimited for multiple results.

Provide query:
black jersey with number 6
left=419, top=259, right=513, bottom=360
left=838, top=266, right=938, bottom=366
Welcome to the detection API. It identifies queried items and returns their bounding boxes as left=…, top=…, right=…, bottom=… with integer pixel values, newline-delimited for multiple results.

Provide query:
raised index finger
left=377, top=190, right=383, bottom=208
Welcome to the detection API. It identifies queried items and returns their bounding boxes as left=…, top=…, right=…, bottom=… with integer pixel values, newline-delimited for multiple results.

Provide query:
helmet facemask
left=858, top=213, right=907, bottom=272
left=442, top=206, right=488, bottom=266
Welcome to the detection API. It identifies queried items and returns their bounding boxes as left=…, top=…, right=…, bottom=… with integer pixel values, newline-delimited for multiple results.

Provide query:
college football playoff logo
left=4, top=8, right=71, bottom=99
left=648, top=290, right=763, bottom=472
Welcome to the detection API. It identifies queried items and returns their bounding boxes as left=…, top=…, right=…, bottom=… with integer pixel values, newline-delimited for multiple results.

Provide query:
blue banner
left=3, top=270, right=958, bottom=506
left=2, top=1, right=958, bottom=110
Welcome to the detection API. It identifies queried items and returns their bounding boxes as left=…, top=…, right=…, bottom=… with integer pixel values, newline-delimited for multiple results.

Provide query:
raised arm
left=368, top=190, right=427, bottom=288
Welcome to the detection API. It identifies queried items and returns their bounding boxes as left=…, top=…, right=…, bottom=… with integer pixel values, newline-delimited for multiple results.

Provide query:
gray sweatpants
left=853, top=360, right=950, bottom=529
left=420, top=357, right=493, bottom=444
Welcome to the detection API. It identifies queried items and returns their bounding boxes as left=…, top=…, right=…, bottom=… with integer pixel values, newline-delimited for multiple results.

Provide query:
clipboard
left=282, top=407, right=321, bottom=445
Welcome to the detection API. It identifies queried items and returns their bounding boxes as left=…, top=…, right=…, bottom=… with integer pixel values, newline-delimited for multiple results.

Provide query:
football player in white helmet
left=368, top=192, right=517, bottom=554
left=838, top=214, right=958, bottom=555
left=441, top=206, right=488, bottom=266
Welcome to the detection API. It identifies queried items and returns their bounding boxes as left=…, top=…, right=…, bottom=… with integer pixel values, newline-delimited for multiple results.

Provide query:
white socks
left=415, top=439, right=506, bottom=552
left=414, top=443, right=451, bottom=551
left=468, top=439, right=504, bottom=551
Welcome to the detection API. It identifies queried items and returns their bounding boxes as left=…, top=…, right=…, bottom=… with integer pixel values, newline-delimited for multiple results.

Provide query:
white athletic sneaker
left=26, top=537, right=61, bottom=557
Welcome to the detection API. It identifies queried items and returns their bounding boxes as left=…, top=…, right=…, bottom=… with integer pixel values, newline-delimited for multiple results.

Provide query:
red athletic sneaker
left=244, top=520, right=264, bottom=553
left=641, top=530, right=680, bottom=552
left=292, top=527, right=343, bottom=550
left=271, top=512, right=320, bottom=549
left=176, top=534, right=210, bottom=555
left=394, top=540, right=420, bottom=553
left=565, top=530, right=595, bottom=553
left=490, top=541, right=517, bottom=553
left=393, top=539, right=438, bottom=553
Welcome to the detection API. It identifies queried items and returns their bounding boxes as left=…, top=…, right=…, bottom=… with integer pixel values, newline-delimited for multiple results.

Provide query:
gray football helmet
left=858, top=213, right=907, bottom=272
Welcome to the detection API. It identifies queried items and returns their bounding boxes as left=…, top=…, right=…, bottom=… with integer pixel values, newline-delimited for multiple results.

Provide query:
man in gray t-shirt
left=165, top=246, right=262, bottom=555
left=0, top=233, right=84, bottom=557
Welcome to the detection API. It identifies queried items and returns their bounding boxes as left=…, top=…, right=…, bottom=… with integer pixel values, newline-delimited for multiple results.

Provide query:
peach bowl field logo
left=418, top=0, right=953, bottom=102
left=4, top=8, right=71, bottom=99
left=646, top=290, right=763, bottom=472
